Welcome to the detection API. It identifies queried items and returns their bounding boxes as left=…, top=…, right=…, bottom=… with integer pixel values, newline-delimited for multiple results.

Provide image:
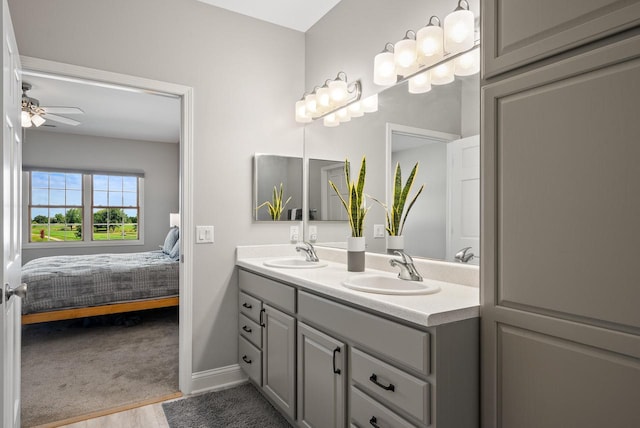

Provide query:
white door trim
left=19, top=56, right=195, bottom=394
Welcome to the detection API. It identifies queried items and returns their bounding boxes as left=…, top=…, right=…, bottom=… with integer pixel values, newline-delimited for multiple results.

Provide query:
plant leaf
left=399, top=183, right=424, bottom=235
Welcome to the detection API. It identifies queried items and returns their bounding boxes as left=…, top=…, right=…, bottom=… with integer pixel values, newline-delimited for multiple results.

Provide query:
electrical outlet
left=289, top=225, right=299, bottom=242
left=309, top=226, right=318, bottom=242
left=373, top=224, right=385, bottom=238
left=196, top=225, right=214, bottom=243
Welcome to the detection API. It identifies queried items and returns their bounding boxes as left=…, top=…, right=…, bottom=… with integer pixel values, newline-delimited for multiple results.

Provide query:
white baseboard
left=190, top=364, right=247, bottom=395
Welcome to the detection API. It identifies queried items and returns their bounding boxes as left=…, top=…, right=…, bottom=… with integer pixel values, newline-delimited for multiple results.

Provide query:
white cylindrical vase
left=386, top=235, right=405, bottom=254
left=347, top=236, right=365, bottom=272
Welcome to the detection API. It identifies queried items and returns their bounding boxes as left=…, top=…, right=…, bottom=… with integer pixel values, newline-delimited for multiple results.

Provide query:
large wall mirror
left=254, top=154, right=303, bottom=221
left=304, top=74, right=479, bottom=263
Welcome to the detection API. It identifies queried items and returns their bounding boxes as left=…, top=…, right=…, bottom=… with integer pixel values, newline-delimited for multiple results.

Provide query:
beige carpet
left=21, top=307, right=179, bottom=427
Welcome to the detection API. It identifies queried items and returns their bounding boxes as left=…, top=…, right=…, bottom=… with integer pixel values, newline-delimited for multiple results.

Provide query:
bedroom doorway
left=18, top=57, right=194, bottom=426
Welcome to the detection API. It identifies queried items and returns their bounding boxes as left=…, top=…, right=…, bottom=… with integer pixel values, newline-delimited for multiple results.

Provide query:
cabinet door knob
left=242, top=302, right=252, bottom=309
left=369, top=416, right=381, bottom=428
left=332, top=347, right=341, bottom=374
left=242, top=325, right=252, bottom=333
left=242, top=355, right=252, bottom=364
left=369, top=373, right=395, bottom=392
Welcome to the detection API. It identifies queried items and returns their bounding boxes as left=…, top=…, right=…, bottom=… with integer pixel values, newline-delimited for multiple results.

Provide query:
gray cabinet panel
left=239, top=313, right=262, bottom=348
left=350, top=348, right=429, bottom=426
left=262, top=304, right=296, bottom=420
left=298, top=291, right=429, bottom=375
left=350, top=387, right=416, bottom=428
left=297, top=322, right=346, bottom=428
left=239, top=269, right=295, bottom=314
left=483, top=0, right=640, bottom=77
left=239, top=335, right=261, bottom=386
left=239, top=291, right=262, bottom=323
left=489, top=36, right=640, bottom=330
left=498, top=325, right=640, bottom=428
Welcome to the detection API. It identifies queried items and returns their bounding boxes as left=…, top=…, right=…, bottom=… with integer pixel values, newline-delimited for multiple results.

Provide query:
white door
left=1, top=0, right=23, bottom=426
left=321, top=164, right=348, bottom=221
left=447, top=135, right=480, bottom=264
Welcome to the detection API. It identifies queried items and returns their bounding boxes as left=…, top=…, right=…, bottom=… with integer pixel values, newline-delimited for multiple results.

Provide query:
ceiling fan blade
left=44, top=113, right=81, bottom=126
left=41, top=106, right=84, bottom=115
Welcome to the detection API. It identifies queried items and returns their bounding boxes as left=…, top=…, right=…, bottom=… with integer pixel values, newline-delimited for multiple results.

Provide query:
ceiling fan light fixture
left=31, top=114, right=46, bottom=127
left=21, top=110, right=31, bottom=127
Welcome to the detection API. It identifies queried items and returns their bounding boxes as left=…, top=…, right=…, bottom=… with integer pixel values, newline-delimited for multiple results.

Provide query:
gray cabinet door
left=482, top=0, right=640, bottom=77
left=262, top=304, right=296, bottom=420
left=297, top=322, right=346, bottom=428
left=481, top=34, right=640, bottom=427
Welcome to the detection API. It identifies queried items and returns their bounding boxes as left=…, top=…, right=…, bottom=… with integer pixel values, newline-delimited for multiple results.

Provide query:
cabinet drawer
left=239, top=335, right=262, bottom=386
left=239, top=291, right=262, bottom=323
left=239, top=313, right=262, bottom=348
left=351, top=348, right=429, bottom=426
left=351, top=387, right=417, bottom=428
left=298, top=291, right=429, bottom=375
left=239, top=270, right=295, bottom=315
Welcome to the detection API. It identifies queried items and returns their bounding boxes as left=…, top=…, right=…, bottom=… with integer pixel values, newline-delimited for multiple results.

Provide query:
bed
left=21, top=228, right=181, bottom=324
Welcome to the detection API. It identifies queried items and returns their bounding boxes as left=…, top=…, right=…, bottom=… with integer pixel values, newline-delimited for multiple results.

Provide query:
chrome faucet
left=389, top=251, right=423, bottom=281
left=295, top=242, right=319, bottom=262
left=455, top=247, right=475, bottom=263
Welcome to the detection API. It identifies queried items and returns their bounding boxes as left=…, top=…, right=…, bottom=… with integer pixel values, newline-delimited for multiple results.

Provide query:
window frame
left=23, top=169, right=145, bottom=248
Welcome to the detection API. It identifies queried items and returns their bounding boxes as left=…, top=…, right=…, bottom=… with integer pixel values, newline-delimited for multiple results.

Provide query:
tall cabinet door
left=262, top=304, right=296, bottom=420
left=297, top=322, right=346, bottom=428
left=481, top=33, right=640, bottom=428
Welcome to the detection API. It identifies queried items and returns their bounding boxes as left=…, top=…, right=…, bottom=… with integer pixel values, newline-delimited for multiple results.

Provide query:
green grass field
left=30, top=224, right=138, bottom=242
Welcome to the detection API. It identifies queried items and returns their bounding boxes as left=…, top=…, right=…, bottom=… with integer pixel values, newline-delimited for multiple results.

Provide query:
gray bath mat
left=162, top=383, right=291, bottom=428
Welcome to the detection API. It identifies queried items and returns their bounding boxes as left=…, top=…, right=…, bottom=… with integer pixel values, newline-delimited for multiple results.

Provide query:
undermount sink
left=263, top=258, right=328, bottom=269
left=342, top=273, right=441, bottom=295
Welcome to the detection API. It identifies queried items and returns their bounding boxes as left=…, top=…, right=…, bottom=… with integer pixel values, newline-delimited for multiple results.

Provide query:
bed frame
left=21, top=296, right=179, bottom=325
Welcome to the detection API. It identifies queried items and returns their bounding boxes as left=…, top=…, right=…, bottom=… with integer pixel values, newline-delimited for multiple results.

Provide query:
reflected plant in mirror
left=256, top=183, right=291, bottom=221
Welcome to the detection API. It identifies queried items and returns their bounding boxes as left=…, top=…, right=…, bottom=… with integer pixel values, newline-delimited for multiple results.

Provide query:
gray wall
left=22, top=131, right=179, bottom=263
left=8, top=0, right=305, bottom=373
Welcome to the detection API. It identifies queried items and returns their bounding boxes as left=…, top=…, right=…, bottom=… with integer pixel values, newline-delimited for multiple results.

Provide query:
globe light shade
left=394, top=38, right=417, bottom=75
left=408, top=71, right=432, bottom=94
left=21, top=110, right=32, bottom=127
left=416, top=24, right=444, bottom=66
left=328, top=79, right=348, bottom=103
left=361, top=94, right=378, bottom=113
left=431, top=61, right=455, bottom=85
left=31, top=114, right=46, bottom=127
left=316, top=87, right=331, bottom=109
left=444, top=6, right=474, bottom=54
left=295, top=100, right=311, bottom=123
left=373, top=51, right=397, bottom=86
left=323, top=113, right=340, bottom=127
left=304, top=93, right=317, bottom=114
left=336, top=107, right=351, bottom=122
left=454, top=48, right=480, bottom=76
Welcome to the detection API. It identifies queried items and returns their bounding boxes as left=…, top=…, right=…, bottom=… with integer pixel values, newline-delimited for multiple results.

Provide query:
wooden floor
left=56, top=403, right=169, bottom=428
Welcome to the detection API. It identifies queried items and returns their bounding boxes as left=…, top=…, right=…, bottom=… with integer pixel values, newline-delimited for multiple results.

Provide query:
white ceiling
left=196, top=0, right=342, bottom=32
left=22, top=73, right=181, bottom=144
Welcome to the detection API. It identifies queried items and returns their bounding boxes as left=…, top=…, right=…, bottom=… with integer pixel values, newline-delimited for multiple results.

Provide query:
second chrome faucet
left=295, top=242, right=319, bottom=262
left=389, top=250, right=423, bottom=281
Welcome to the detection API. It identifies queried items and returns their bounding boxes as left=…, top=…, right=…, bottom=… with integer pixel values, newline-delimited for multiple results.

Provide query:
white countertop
left=236, top=254, right=480, bottom=328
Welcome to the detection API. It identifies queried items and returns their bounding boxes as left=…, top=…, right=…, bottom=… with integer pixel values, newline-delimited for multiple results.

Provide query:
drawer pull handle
left=332, top=347, right=341, bottom=374
left=242, top=325, right=252, bottom=333
left=242, top=355, right=252, bottom=364
left=259, top=308, right=266, bottom=327
left=369, top=374, right=395, bottom=392
left=369, top=416, right=381, bottom=428
left=242, top=302, right=252, bottom=309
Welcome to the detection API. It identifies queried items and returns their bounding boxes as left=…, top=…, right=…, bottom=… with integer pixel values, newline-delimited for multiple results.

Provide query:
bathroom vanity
left=236, top=246, right=479, bottom=428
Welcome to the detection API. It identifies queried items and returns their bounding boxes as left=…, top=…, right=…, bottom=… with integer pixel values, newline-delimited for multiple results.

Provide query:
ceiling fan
left=21, top=82, right=84, bottom=128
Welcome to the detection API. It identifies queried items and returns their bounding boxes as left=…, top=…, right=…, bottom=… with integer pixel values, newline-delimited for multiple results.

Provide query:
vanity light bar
left=373, top=0, right=479, bottom=94
left=296, top=72, right=377, bottom=127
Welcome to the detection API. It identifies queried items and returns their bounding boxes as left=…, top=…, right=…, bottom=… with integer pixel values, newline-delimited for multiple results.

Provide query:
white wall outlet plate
left=373, top=224, right=385, bottom=238
left=196, top=225, right=214, bottom=243
left=289, top=225, right=299, bottom=242
left=308, top=225, right=318, bottom=242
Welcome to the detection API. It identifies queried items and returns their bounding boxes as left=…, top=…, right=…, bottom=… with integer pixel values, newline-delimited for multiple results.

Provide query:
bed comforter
left=21, top=250, right=179, bottom=315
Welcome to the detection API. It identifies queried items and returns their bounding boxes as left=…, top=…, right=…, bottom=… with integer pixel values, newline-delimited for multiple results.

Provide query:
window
left=26, top=169, right=143, bottom=246
left=92, top=175, right=139, bottom=241
left=29, top=171, right=83, bottom=242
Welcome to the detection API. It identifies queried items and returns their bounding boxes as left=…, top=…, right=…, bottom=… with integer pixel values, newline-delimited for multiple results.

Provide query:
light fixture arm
left=455, top=0, right=470, bottom=11
left=427, top=15, right=441, bottom=27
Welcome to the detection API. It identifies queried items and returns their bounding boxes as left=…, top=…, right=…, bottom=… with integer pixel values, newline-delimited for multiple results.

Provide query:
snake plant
left=329, top=156, right=369, bottom=237
left=257, top=183, right=292, bottom=221
left=371, top=161, right=424, bottom=236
